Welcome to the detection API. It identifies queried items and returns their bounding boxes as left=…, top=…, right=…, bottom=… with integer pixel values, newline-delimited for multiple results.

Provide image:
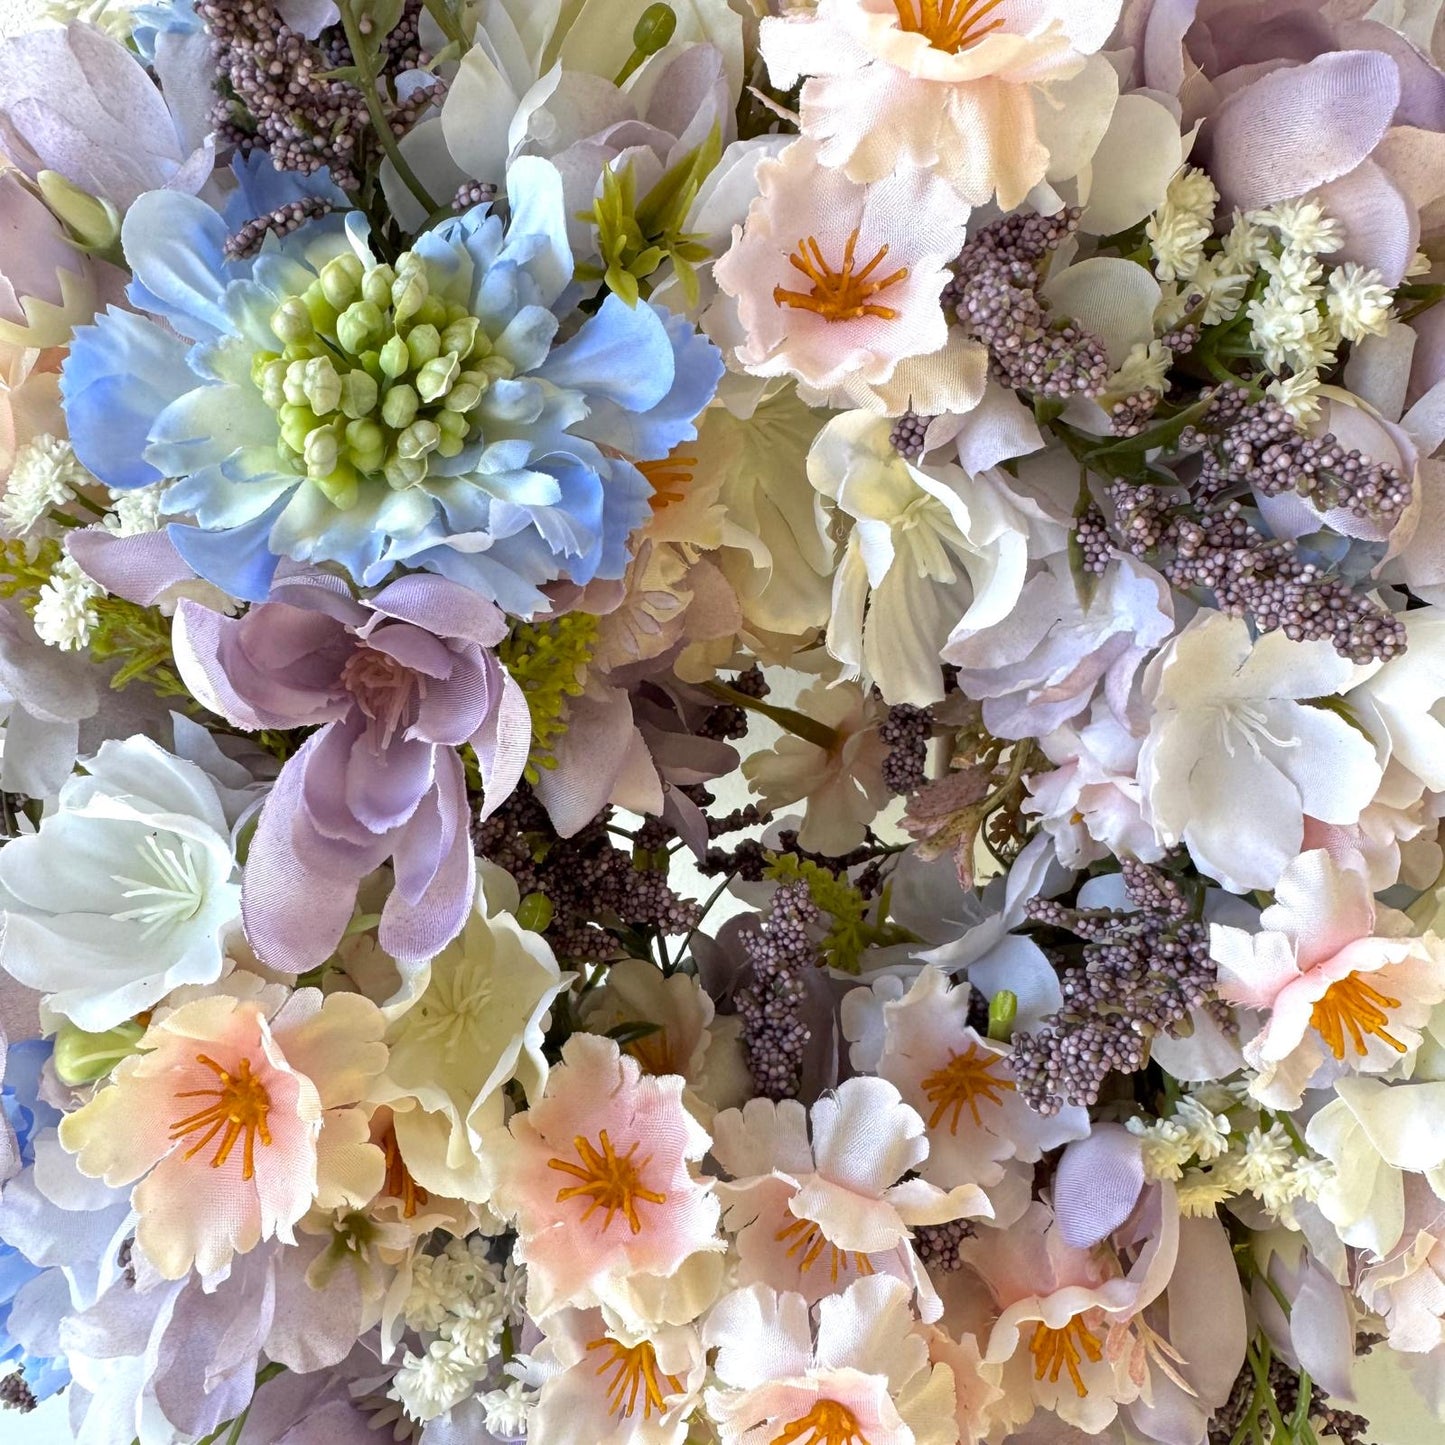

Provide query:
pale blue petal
left=494, top=155, right=573, bottom=309
left=537, top=292, right=673, bottom=411
left=121, top=189, right=235, bottom=342
left=166, top=492, right=292, bottom=601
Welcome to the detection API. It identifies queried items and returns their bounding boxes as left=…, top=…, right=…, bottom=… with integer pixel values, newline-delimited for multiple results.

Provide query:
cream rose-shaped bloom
left=712, top=139, right=979, bottom=408
left=59, top=984, right=388, bottom=1281
left=760, top=0, right=1123, bottom=209
left=372, top=863, right=568, bottom=1202
left=481, top=1033, right=723, bottom=1317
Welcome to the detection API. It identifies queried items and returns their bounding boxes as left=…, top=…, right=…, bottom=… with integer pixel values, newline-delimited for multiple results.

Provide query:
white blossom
left=32, top=552, right=101, bottom=651
left=1147, top=167, right=1218, bottom=282
left=1251, top=199, right=1344, bottom=257
left=1327, top=263, right=1394, bottom=342
left=1, top=433, right=91, bottom=537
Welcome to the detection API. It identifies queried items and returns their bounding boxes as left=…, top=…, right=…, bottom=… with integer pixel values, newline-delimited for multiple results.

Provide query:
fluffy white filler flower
left=32, top=552, right=101, bottom=651
left=1, top=433, right=91, bottom=536
left=1147, top=167, right=1218, bottom=282
left=1327, top=264, right=1394, bottom=342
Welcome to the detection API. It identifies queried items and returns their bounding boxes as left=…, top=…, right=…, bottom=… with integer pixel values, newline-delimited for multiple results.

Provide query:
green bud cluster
left=250, top=249, right=516, bottom=508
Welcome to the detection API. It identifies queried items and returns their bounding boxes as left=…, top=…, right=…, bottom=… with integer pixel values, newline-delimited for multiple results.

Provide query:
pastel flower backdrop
left=7, top=1, right=1445, bottom=1444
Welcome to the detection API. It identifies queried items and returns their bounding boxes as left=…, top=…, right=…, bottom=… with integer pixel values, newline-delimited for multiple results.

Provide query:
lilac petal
left=345, top=733, right=435, bottom=834
left=1053, top=1124, right=1146, bottom=1249
left=1142, top=0, right=1200, bottom=97
left=368, top=571, right=508, bottom=647
left=300, top=715, right=381, bottom=846
left=362, top=619, right=455, bottom=680
left=471, top=663, right=530, bottom=820
left=413, top=648, right=491, bottom=747
left=1203, top=50, right=1402, bottom=211
left=380, top=748, right=474, bottom=963
left=533, top=685, right=634, bottom=837
left=66, top=527, right=195, bottom=605
left=1312, top=159, right=1418, bottom=286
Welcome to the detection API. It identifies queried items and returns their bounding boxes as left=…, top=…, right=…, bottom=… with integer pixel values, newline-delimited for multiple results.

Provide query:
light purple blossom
left=173, top=570, right=530, bottom=972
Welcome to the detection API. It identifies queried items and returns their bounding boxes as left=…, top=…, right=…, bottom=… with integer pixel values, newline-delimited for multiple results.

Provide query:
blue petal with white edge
left=166, top=492, right=292, bottom=602
left=60, top=309, right=194, bottom=491
left=492, top=156, right=574, bottom=309
left=121, top=190, right=237, bottom=342
left=537, top=292, right=675, bottom=412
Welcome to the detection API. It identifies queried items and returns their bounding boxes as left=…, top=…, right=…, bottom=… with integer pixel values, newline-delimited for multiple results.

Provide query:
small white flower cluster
left=1151, top=177, right=1264, bottom=332
left=103, top=483, right=167, bottom=539
left=1132, top=1082, right=1333, bottom=1223
left=1147, top=168, right=1220, bottom=284
left=32, top=552, right=102, bottom=651
left=392, top=1237, right=531, bottom=1426
left=1, top=434, right=94, bottom=538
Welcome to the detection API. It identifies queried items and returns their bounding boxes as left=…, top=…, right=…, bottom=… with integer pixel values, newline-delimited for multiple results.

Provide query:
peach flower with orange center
left=58, top=984, right=387, bottom=1281
left=481, top=1033, right=723, bottom=1317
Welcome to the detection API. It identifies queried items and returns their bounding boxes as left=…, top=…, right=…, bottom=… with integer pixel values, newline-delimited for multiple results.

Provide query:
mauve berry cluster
left=1011, top=860, right=1215, bottom=1115
left=879, top=703, right=932, bottom=795
left=943, top=208, right=1111, bottom=401
left=734, top=880, right=820, bottom=1101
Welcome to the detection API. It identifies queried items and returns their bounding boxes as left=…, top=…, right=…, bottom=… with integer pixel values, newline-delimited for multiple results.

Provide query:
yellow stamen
left=1029, top=1315, right=1104, bottom=1399
left=774, top=1215, right=875, bottom=1284
left=892, top=0, right=1008, bottom=53
left=773, top=229, right=909, bottom=323
left=773, top=1399, right=872, bottom=1445
left=170, top=1053, right=273, bottom=1181
left=381, top=1127, right=429, bottom=1219
left=587, top=1336, right=683, bottom=1419
left=637, top=455, right=697, bottom=515
left=1310, top=971, right=1408, bottom=1060
left=920, top=1043, right=1016, bottom=1132
left=548, top=1128, right=667, bottom=1234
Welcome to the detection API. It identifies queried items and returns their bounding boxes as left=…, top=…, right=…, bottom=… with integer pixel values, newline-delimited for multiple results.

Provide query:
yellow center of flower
left=548, top=1128, right=667, bottom=1233
left=1029, top=1314, right=1104, bottom=1399
left=774, top=1399, right=871, bottom=1445
left=892, top=0, right=1008, bottom=53
left=920, top=1043, right=1016, bottom=1132
left=775, top=1215, right=876, bottom=1283
left=638, top=454, right=697, bottom=516
left=587, top=1336, right=683, bottom=1419
left=170, top=1053, right=274, bottom=1181
left=773, top=230, right=909, bottom=324
left=381, top=1127, right=430, bottom=1220
left=1310, top=971, right=1407, bottom=1060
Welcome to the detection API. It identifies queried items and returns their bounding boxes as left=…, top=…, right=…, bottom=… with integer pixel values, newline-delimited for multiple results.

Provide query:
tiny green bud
left=378, top=334, right=411, bottom=379
left=279, top=402, right=320, bottom=454
left=987, top=990, right=1019, bottom=1043
left=282, top=358, right=310, bottom=408
left=415, top=296, right=449, bottom=329
left=319, top=253, right=364, bottom=309
left=361, top=263, right=396, bottom=309
left=301, top=356, right=342, bottom=414
left=445, top=371, right=488, bottom=412
left=440, top=316, right=480, bottom=357
left=338, top=369, right=379, bottom=419
left=314, top=460, right=360, bottom=510
left=336, top=300, right=383, bottom=354
left=480, top=355, right=516, bottom=384
left=436, top=430, right=465, bottom=459
left=516, top=892, right=554, bottom=932
left=384, top=453, right=428, bottom=490
left=381, top=383, right=419, bottom=430
left=415, top=353, right=459, bottom=403
left=436, top=409, right=470, bottom=443
left=302, top=282, right=340, bottom=333
left=345, top=416, right=386, bottom=457
left=53, top=1019, right=146, bottom=1087
left=396, top=419, right=441, bottom=462
left=392, top=267, right=429, bottom=324
left=37, top=170, right=122, bottom=252
left=406, top=323, right=441, bottom=370
left=304, top=426, right=340, bottom=478
left=634, top=2, right=677, bottom=54
left=257, top=358, right=289, bottom=409
left=271, top=297, right=314, bottom=345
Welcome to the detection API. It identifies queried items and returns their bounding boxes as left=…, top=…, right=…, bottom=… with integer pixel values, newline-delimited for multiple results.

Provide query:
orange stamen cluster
left=1029, top=1315, right=1104, bottom=1399
left=637, top=455, right=697, bottom=515
left=775, top=1215, right=875, bottom=1284
left=170, top=1053, right=274, bottom=1181
left=548, top=1128, right=667, bottom=1234
left=773, top=230, right=909, bottom=324
left=920, top=1043, right=1016, bottom=1132
left=892, top=0, right=1008, bottom=53
left=588, top=1336, right=683, bottom=1420
left=381, top=1128, right=430, bottom=1219
left=1310, top=971, right=1408, bottom=1060
left=773, top=1398, right=872, bottom=1445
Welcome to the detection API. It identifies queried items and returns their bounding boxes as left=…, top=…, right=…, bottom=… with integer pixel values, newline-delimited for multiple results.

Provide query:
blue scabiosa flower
left=61, top=156, right=724, bottom=613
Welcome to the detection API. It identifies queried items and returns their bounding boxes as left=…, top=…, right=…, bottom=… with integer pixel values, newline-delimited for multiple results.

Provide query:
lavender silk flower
left=172, top=570, right=530, bottom=972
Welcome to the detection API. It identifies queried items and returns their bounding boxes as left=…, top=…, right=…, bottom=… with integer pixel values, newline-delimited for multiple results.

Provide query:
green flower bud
left=415, top=296, right=449, bottom=329
left=436, top=409, right=470, bottom=443
left=406, top=323, right=442, bottom=370
left=282, top=358, right=310, bottom=408
left=381, top=383, right=419, bottom=430
left=338, top=369, right=379, bottom=419
left=361, top=263, right=396, bottom=309
left=301, top=356, right=342, bottom=414
left=436, top=430, right=465, bottom=459
left=378, top=334, right=410, bottom=379
left=314, top=461, right=360, bottom=509
left=304, top=426, right=340, bottom=478
left=337, top=300, right=384, bottom=355
left=445, top=371, right=488, bottom=412
left=634, top=3, right=677, bottom=54
left=302, top=283, right=340, bottom=334
left=384, top=453, right=428, bottom=490
left=440, top=316, right=480, bottom=357
left=396, top=419, right=441, bottom=462
left=415, top=352, right=459, bottom=403
left=392, top=266, right=429, bottom=324
left=345, top=417, right=387, bottom=470
left=271, top=297, right=314, bottom=345
left=319, top=253, right=364, bottom=309
left=257, top=357, right=289, bottom=409
left=279, top=402, right=320, bottom=454
left=37, top=170, right=122, bottom=252
left=516, top=892, right=554, bottom=932
left=53, top=1019, right=147, bottom=1086
left=987, top=989, right=1019, bottom=1043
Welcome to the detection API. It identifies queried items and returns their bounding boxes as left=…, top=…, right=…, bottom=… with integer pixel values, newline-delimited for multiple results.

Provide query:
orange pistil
left=774, top=1215, right=875, bottom=1284
left=773, top=1398, right=872, bottom=1445
left=548, top=1128, right=667, bottom=1234
left=892, top=0, right=1008, bottom=53
left=773, top=230, right=909, bottom=324
left=1310, top=971, right=1408, bottom=1060
left=170, top=1053, right=274, bottom=1181
left=1029, top=1315, right=1104, bottom=1399
left=920, top=1043, right=1016, bottom=1132
left=637, top=455, right=698, bottom=515
left=587, top=1336, right=683, bottom=1420
left=381, top=1128, right=429, bottom=1219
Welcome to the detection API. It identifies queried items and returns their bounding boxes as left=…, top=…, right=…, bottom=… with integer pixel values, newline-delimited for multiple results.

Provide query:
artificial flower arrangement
left=5, top=0, right=1445, bottom=1442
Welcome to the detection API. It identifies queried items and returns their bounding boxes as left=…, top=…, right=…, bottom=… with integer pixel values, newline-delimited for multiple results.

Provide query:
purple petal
left=368, top=572, right=508, bottom=647
left=414, top=648, right=492, bottom=747
left=1053, top=1124, right=1146, bottom=1249
left=345, top=733, right=435, bottom=834
left=1312, top=159, right=1418, bottom=286
left=471, top=664, right=531, bottom=820
left=66, top=527, right=195, bottom=605
left=362, top=619, right=455, bottom=680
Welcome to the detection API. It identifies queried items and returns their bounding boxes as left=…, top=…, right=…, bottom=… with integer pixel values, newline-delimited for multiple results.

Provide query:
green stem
left=703, top=680, right=841, bottom=753
left=335, top=0, right=439, bottom=217
left=420, top=0, right=467, bottom=48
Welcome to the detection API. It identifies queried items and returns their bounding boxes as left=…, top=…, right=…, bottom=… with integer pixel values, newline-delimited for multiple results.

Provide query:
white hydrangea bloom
left=1251, top=199, right=1344, bottom=257
left=1267, top=368, right=1325, bottom=425
left=1191, top=255, right=1251, bottom=325
left=392, top=1338, right=483, bottom=1423
left=32, top=553, right=101, bottom=651
left=1, top=434, right=93, bottom=537
left=481, top=1358, right=542, bottom=1437
left=1327, top=263, right=1394, bottom=342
